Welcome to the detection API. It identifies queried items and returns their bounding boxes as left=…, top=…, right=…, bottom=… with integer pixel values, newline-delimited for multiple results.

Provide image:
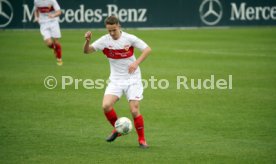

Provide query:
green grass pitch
left=0, top=27, right=276, bottom=163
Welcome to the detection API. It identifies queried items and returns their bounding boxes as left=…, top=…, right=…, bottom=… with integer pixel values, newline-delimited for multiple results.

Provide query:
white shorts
left=104, top=80, right=143, bottom=101
left=40, top=21, right=61, bottom=40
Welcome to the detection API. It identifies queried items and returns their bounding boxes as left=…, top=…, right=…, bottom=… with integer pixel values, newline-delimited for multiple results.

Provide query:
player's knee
left=47, top=44, right=53, bottom=48
left=45, top=39, right=53, bottom=48
left=102, top=103, right=112, bottom=112
left=53, top=38, right=59, bottom=44
left=131, top=110, right=140, bottom=118
left=129, top=101, right=140, bottom=117
left=130, top=107, right=140, bottom=118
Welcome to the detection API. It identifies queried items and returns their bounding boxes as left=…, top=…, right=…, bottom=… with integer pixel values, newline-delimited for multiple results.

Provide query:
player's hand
left=48, top=13, right=55, bottom=18
left=85, top=31, right=92, bottom=41
left=128, top=62, right=138, bottom=74
left=34, top=17, right=39, bottom=23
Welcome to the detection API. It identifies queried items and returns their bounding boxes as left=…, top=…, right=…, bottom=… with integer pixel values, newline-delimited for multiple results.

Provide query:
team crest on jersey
left=124, top=45, right=130, bottom=51
left=109, top=50, right=115, bottom=57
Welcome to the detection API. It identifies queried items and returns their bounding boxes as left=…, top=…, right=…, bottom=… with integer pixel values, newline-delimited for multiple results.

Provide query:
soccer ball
left=115, top=117, right=133, bottom=135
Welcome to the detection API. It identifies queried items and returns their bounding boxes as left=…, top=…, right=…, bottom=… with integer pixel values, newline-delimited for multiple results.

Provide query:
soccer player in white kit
left=83, top=16, right=151, bottom=148
left=34, top=0, right=63, bottom=66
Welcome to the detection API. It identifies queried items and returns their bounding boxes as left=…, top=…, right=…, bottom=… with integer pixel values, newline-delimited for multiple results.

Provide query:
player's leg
left=103, top=82, right=123, bottom=142
left=50, top=21, right=62, bottom=65
left=43, top=37, right=59, bottom=64
left=40, top=23, right=60, bottom=65
left=126, top=82, right=148, bottom=148
left=44, top=38, right=54, bottom=48
left=40, top=23, right=54, bottom=49
left=52, top=38, right=62, bottom=65
left=129, top=100, right=148, bottom=148
left=102, top=94, right=119, bottom=127
left=103, top=94, right=120, bottom=142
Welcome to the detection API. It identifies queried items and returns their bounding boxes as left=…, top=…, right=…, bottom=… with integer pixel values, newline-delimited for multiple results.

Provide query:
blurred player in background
left=34, top=0, right=63, bottom=66
left=83, top=16, right=151, bottom=148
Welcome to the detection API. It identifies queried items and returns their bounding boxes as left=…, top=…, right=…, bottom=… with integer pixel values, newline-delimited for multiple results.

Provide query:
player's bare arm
left=128, top=46, right=152, bottom=74
left=34, top=9, right=39, bottom=22
left=48, top=10, right=62, bottom=18
left=83, top=31, right=96, bottom=54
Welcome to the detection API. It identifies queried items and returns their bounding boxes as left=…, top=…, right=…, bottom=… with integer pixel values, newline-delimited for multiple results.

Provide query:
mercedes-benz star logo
left=199, top=0, right=222, bottom=26
left=0, top=0, right=13, bottom=28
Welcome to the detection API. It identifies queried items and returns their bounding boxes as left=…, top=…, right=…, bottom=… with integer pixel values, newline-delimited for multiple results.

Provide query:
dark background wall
left=1, top=0, right=275, bottom=29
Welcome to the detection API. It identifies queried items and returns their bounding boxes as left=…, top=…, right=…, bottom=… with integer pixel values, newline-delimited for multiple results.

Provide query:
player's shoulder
left=98, top=33, right=111, bottom=41
left=93, top=34, right=110, bottom=45
left=122, top=31, right=136, bottom=38
left=121, top=31, right=138, bottom=41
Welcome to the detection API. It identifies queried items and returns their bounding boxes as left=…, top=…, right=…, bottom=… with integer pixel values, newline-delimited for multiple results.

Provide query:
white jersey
left=92, top=31, right=148, bottom=82
left=34, top=0, right=61, bottom=24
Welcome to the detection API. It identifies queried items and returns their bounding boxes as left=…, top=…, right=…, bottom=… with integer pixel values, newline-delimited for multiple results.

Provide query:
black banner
left=1, top=0, right=275, bottom=29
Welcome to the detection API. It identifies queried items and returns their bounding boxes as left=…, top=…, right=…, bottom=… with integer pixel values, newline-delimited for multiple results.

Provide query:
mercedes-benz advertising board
left=1, top=0, right=275, bottom=29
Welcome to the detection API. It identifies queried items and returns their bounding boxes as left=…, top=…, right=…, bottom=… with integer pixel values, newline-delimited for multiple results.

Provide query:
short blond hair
left=105, top=15, right=120, bottom=25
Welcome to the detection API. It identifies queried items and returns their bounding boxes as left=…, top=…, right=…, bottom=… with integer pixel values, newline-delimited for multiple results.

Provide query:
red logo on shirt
left=124, top=45, right=130, bottom=51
